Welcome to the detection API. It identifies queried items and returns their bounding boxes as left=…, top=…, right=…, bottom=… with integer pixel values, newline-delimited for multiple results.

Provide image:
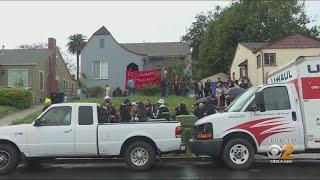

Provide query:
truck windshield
left=226, top=87, right=260, bottom=112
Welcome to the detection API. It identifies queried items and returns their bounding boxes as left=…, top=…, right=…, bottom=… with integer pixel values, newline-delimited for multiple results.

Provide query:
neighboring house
left=81, top=26, right=191, bottom=90
left=0, top=38, right=77, bottom=103
left=230, top=33, right=320, bottom=85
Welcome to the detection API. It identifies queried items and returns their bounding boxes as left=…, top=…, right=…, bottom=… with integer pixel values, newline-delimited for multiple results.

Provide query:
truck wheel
left=0, top=144, right=20, bottom=175
left=124, top=141, right=155, bottom=171
left=222, top=138, right=254, bottom=170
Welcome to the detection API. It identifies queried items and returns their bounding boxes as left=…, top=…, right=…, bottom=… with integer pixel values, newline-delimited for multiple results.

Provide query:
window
left=100, top=39, right=105, bottom=48
left=93, top=61, right=108, bottom=79
left=262, top=86, right=291, bottom=111
left=8, top=69, right=28, bottom=87
left=264, top=53, right=276, bottom=66
left=257, top=54, right=262, bottom=68
left=39, top=70, right=44, bottom=91
left=78, top=106, right=93, bottom=125
left=63, top=80, right=69, bottom=89
left=39, top=106, right=72, bottom=126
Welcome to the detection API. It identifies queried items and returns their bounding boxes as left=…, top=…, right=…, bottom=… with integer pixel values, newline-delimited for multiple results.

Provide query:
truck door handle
left=292, top=111, right=297, bottom=121
left=64, top=129, right=72, bottom=133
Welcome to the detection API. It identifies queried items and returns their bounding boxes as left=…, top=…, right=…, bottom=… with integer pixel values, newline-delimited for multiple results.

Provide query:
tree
left=181, top=6, right=221, bottom=60
left=66, top=34, right=87, bottom=80
left=195, top=0, right=319, bottom=78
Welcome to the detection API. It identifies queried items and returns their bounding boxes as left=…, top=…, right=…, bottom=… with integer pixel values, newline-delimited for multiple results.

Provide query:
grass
left=11, top=110, right=42, bottom=125
left=0, top=106, right=19, bottom=117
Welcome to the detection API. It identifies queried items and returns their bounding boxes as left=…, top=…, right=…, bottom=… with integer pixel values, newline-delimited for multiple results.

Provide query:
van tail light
left=175, top=126, right=182, bottom=138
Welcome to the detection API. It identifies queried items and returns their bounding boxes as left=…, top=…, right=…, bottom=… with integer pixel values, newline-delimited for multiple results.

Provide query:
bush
left=136, top=85, right=161, bottom=96
left=87, top=86, right=104, bottom=98
left=0, top=88, right=33, bottom=109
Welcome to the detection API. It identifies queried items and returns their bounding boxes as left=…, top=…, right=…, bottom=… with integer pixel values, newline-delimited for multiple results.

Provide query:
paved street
left=2, top=159, right=320, bottom=179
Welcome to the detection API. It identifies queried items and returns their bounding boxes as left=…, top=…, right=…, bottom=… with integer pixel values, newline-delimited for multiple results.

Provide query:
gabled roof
left=240, top=42, right=268, bottom=52
left=0, top=49, right=49, bottom=65
left=253, top=33, right=320, bottom=53
left=93, top=26, right=110, bottom=35
left=121, top=42, right=191, bottom=57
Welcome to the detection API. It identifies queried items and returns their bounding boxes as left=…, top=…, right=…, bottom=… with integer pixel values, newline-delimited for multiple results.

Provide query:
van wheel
left=222, top=138, right=254, bottom=170
left=124, top=141, right=155, bottom=170
left=0, top=144, right=20, bottom=175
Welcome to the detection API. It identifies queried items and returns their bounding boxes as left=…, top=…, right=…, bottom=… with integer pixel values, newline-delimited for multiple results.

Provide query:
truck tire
left=0, top=144, right=20, bottom=175
left=124, top=141, right=155, bottom=171
left=222, top=138, right=254, bottom=170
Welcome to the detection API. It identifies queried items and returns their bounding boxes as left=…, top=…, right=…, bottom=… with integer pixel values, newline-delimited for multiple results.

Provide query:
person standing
left=105, top=84, right=112, bottom=97
left=160, top=75, right=168, bottom=97
left=173, top=75, right=181, bottom=96
left=215, top=83, right=223, bottom=109
left=127, top=78, right=135, bottom=96
left=204, top=79, right=212, bottom=97
left=197, top=80, right=204, bottom=98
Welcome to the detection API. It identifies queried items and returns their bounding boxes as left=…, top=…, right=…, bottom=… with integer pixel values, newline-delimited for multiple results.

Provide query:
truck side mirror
left=254, top=91, right=266, bottom=112
left=34, top=118, right=42, bottom=127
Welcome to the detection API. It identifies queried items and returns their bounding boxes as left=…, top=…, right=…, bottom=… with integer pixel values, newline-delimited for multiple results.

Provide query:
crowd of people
left=194, top=77, right=252, bottom=110
left=97, top=96, right=172, bottom=123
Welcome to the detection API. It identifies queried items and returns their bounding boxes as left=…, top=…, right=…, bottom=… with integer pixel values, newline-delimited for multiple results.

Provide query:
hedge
left=0, top=88, right=33, bottom=109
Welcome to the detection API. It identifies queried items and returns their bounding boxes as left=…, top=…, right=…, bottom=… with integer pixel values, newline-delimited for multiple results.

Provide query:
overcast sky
left=0, top=1, right=319, bottom=61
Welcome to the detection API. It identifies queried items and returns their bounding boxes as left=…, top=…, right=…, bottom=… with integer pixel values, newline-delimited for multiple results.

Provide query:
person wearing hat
left=119, top=98, right=131, bottom=122
left=43, top=98, right=52, bottom=112
left=153, top=99, right=170, bottom=120
left=102, top=95, right=117, bottom=123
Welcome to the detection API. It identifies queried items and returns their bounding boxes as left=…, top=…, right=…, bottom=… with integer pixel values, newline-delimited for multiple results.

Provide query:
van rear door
left=297, top=57, right=320, bottom=149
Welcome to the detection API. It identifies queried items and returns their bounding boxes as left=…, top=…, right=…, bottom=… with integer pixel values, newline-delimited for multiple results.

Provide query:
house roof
left=93, top=26, right=111, bottom=35
left=253, top=33, right=320, bottom=52
left=240, top=42, right=268, bottom=52
left=120, top=42, right=191, bottom=57
left=0, top=49, right=49, bottom=65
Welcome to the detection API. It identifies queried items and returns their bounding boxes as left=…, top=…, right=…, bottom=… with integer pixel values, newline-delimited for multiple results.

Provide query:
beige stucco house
left=230, top=33, right=320, bottom=85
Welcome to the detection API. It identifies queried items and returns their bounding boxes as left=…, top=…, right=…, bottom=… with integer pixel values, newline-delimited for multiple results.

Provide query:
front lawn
left=11, top=110, right=42, bottom=125
left=0, top=106, right=19, bottom=117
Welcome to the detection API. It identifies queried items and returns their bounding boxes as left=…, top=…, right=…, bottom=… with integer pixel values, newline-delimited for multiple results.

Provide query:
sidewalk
left=0, top=105, right=42, bottom=126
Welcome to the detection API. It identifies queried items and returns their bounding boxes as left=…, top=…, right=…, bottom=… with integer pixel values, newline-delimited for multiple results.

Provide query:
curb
left=50, top=157, right=320, bottom=164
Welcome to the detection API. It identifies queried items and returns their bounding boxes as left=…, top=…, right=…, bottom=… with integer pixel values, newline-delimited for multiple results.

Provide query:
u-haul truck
left=190, top=56, right=320, bottom=169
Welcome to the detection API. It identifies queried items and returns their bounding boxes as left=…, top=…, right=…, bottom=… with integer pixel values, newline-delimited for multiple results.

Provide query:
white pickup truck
left=191, top=56, right=320, bottom=170
left=0, top=103, right=184, bottom=174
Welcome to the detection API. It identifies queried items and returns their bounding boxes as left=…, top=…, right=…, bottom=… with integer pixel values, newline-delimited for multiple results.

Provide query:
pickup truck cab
left=191, top=56, right=320, bottom=169
left=0, top=103, right=184, bottom=174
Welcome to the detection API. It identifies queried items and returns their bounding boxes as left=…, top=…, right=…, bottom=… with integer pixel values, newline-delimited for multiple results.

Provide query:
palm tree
left=66, top=34, right=87, bottom=80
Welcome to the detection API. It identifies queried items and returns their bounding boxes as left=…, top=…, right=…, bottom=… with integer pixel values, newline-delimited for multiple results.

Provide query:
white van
left=190, top=56, right=320, bottom=169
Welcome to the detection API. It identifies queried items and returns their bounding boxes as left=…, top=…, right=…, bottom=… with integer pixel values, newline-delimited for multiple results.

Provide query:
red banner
left=125, top=68, right=161, bottom=89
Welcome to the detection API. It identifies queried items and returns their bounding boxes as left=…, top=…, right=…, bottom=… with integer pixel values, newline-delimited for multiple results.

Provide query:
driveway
left=0, top=105, right=42, bottom=126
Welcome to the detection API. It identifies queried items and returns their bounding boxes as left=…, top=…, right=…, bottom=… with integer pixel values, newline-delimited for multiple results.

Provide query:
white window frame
left=92, top=60, right=109, bottom=79
left=39, top=70, right=45, bottom=91
left=8, top=69, right=29, bottom=88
